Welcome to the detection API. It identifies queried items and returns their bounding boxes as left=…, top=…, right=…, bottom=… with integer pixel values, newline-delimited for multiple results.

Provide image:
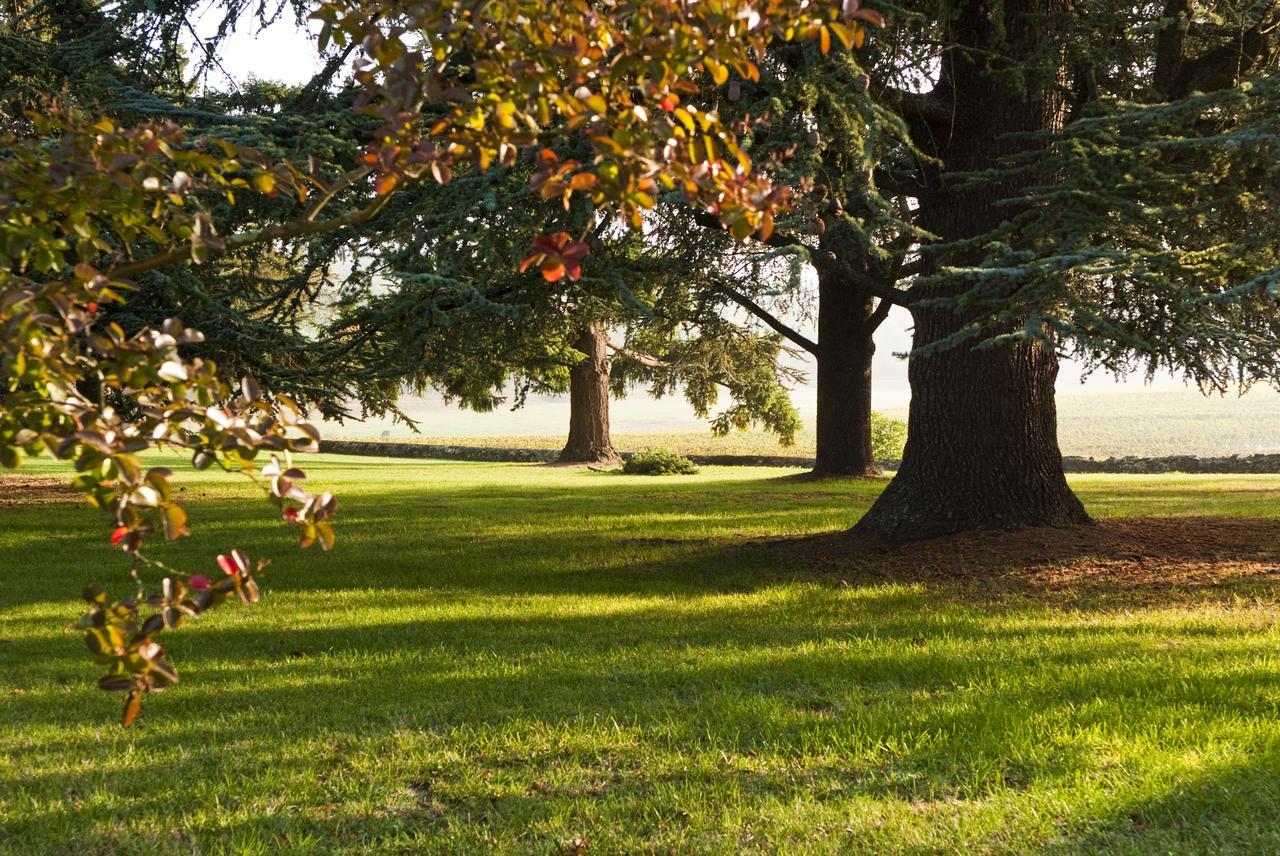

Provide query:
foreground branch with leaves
left=0, top=111, right=346, bottom=723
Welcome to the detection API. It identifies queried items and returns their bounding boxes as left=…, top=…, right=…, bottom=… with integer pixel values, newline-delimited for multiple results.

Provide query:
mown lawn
left=3, top=456, right=1280, bottom=854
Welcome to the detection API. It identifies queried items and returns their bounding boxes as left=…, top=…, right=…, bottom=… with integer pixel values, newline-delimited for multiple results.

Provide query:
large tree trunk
left=854, top=0, right=1089, bottom=542
left=854, top=316, right=1087, bottom=542
left=813, top=270, right=879, bottom=477
left=558, top=324, right=619, bottom=465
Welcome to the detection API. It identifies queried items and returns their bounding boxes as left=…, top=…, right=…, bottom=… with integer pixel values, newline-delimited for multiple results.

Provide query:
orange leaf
left=540, top=258, right=567, bottom=282
left=121, top=691, right=142, bottom=727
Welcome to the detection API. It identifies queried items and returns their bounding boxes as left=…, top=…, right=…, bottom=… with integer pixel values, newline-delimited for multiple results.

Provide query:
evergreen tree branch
left=101, top=171, right=394, bottom=283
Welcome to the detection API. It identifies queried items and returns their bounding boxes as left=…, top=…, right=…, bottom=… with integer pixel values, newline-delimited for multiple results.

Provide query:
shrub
left=622, top=451, right=700, bottom=476
left=872, top=412, right=908, bottom=460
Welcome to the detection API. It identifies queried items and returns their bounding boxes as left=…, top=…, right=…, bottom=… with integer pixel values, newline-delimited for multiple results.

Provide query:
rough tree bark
left=557, top=323, right=620, bottom=465
left=854, top=0, right=1090, bottom=542
left=813, top=269, right=879, bottom=477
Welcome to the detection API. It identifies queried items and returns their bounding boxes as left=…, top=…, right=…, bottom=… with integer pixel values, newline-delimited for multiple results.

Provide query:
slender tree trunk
left=854, top=0, right=1089, bottom=542
left=813, top=270, right=879, bottom=477
left=558, top=323, right=619, bottom=465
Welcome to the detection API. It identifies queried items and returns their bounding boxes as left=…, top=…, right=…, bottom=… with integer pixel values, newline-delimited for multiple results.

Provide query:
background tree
left=666, top=39, right=924, bottom=477
left=327, top=172, right=803, bottom=465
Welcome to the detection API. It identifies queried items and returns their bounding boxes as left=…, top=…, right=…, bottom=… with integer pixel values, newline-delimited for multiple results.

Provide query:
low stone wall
left=1060, top=454, right=1280, bottom=474
left=319, top=440, right=824, bottom=467
left=319, top=440, right=1280, bottom=474
left=320, top=440, right=560, bottom=463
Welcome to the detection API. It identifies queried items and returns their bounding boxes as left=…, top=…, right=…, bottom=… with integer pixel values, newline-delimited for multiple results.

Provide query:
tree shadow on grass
left=769, top=515, right=1280, bottom=608
left=7, top=467, right=1280, bottom=850
left=8, top=578, right=1280, bottom=850
left=0, top=474, right=882, bottom=609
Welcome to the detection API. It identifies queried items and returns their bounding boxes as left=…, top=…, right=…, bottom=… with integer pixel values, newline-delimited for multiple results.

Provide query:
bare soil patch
left=0, top=476, right=79, bottom=507
left=770, top=516, right=1280, bottom=599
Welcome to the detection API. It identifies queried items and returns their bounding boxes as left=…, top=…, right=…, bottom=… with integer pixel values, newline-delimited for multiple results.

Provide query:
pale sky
left=190, top=16, right=1181, bottom=430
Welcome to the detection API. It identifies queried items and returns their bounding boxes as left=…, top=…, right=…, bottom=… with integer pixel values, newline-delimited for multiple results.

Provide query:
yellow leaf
left=705, top=58, right=728, bottom=86
left=121, top=691, right=142, bottom=728
left=673, top=108, right=696, bottom=135
left=495, top=100, right=517, bottom=130
left=252, top=172, right=276, bottom=195
left=316, top=521, right=336, bottom=551
left=828, top=21, right=855, bottom=50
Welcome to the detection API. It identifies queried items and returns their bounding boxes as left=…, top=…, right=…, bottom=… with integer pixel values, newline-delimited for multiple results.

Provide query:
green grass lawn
left=3, top=457, right=1280, bottom=854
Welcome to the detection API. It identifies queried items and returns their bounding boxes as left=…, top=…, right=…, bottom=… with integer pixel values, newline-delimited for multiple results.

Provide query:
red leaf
left=562, top=241, right=591, bottom=262
left=531, top=232, right=572, bottom=254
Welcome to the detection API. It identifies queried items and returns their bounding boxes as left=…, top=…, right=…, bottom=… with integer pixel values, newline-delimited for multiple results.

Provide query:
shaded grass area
left=3, top=458, right=1280, bottom=854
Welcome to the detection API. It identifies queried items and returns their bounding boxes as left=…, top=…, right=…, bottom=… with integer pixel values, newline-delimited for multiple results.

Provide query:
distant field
left=327, top=387, right=1280, bottom=459
left=1053, top=387, right=1280, bottom=457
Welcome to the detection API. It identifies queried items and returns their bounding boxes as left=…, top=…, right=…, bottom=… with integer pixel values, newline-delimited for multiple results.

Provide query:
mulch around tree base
left=768, top=516, right=1280, bottom=597
left=0, top=476, right=79, bottom=507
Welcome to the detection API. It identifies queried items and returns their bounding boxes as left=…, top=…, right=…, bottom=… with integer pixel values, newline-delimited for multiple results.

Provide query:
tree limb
left=606, top=340, right=667, bottom=368
left=712, top=279, right=819, bottom=354
left=876, top=84, right=952, bottom=127
left=689, top=209, right=804, bottom=251
left=865, top=295, right=894, bottom=335
left=1168, top=1, right=1280, bottom=98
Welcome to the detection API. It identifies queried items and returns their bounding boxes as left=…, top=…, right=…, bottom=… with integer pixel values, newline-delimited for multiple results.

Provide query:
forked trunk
left=813, top=271, right=879, bottom=477
left=558, top=324, right=619, bottom=466
left=854, top=0, right=1089, bottom=541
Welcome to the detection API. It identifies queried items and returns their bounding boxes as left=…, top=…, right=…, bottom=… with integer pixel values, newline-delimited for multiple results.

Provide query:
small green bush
left=872, top=412, right=908, bottom=460
left=622, top=450, right=699, bottom=476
